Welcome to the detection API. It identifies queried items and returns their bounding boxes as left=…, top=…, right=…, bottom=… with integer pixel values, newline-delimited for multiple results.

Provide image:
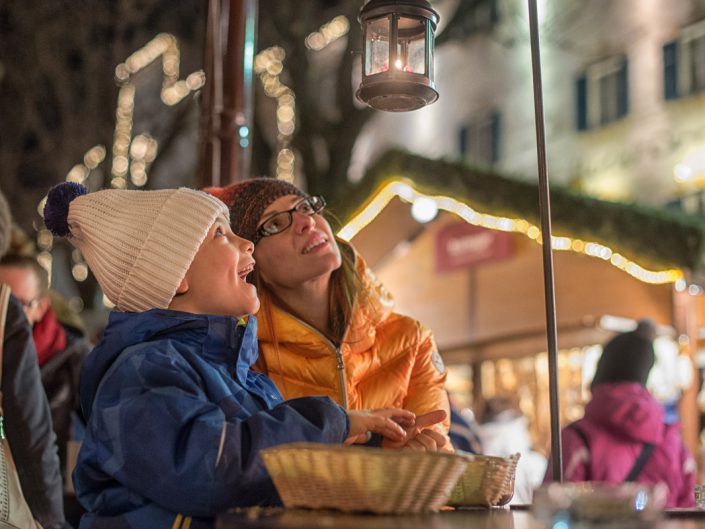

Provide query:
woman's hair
left=326, top=240, right=360, bottom=344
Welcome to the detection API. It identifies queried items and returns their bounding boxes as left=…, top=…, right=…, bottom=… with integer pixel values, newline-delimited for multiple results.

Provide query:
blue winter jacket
left=74, top=309, right=349, bottom=529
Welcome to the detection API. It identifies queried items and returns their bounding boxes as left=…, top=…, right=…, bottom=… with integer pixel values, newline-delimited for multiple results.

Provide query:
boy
left=43, top=182, right=412, bottom=529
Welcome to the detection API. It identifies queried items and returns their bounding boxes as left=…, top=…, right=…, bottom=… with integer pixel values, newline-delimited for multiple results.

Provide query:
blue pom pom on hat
left=43, top=182, right=88, bottom=237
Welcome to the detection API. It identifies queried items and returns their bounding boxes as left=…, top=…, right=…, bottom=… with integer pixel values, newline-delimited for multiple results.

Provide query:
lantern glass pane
left=365, top=16, right=391, bottom=76
left=428, top=22, right=434, bottom=80
left=395, top=16, right=426, bottom=74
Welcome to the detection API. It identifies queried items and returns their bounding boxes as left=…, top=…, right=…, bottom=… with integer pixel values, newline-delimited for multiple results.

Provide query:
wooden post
left=199, top=0, right=223, bottom=188
left=198, top=0, right=257, bottom=188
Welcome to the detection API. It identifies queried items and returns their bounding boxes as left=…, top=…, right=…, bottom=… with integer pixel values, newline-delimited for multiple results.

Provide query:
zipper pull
left=0, top=416, right=5, bottom=440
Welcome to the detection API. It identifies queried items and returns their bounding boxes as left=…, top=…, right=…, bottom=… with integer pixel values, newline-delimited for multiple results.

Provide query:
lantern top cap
left=359, top=0, right=439, bottom=28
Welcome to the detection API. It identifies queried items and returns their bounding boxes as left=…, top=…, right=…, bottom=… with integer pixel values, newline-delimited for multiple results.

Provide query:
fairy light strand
left=337, top=179, right=684, bottom=285
left=254, top=46, right=296, bottom=181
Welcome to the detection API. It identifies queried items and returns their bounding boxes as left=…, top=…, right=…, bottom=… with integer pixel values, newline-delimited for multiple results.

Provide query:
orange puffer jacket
left=254, top=252, right=450, bottom=437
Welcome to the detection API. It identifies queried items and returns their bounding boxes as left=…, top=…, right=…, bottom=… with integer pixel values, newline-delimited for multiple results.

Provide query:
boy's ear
left=175, top=277, right=189, bottom=295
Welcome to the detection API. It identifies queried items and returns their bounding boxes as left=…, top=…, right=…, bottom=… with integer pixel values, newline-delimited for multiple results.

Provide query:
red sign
left=435, top=222, right=513, bottom=273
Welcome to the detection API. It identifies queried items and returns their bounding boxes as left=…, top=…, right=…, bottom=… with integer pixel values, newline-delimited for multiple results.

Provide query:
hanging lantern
left=356, top=0, right=440, bottom=112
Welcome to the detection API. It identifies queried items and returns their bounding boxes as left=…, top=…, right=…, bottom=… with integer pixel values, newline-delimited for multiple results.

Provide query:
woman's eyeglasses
left=256, top=196, right=326, bottom=243
left=18, top=297, right=41, bottom=311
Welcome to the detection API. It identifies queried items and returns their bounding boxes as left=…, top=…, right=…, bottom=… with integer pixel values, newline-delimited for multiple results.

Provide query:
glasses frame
left=18, top=297, right=41, bottom=311
left=255, top=195, right=327, bottom=243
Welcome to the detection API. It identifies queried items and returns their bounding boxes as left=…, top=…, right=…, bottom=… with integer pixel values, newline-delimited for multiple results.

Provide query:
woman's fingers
left=345, top=410, right=407, bottom=444
left=373, top=408, right=416, bottom=428
left=418, top=428, right=447, bottom=448
left=371, top=416, right=406, bottom=441
left=414, top=409, right=447, bottom=430
left=346, top=408, right=449, bottom=447
left=411, top=431, right=438, bottom=451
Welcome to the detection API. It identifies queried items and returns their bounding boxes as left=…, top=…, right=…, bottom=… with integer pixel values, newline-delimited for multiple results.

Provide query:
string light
left=110, top=33, right=203, bottom=188
left=34, top=34, right=202, bottom=306
left=128, top=134, right=158, bottom=187
left=305, top=16, right=350, bottom=51
left=337, top=179, right=684, bottom=285
left=254, top=46, right=296, bottom=181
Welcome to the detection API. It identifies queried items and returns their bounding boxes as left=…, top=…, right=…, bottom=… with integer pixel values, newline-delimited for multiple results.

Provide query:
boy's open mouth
left=238, top=262, right=255, bottom=281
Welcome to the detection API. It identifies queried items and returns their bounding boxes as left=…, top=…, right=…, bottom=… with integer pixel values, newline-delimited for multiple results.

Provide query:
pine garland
left=329, top=149, right=705, bottom=271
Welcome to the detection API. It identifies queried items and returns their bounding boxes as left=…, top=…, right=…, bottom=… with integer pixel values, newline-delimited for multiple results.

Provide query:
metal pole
left=527, top=0, right=562, bottom=482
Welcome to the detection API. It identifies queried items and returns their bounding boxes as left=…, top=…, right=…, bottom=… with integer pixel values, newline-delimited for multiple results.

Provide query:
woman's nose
left=293, top=211, right=315, bottom=233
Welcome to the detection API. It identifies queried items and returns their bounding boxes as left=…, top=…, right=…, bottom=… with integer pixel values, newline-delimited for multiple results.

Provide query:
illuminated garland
left=337, top=179, right=684, bottom=285
left=36, top=33, right=203, bottom=288
left=254, top=46, right=295, bottom=181
left=112, top=33, right=205, bottom=189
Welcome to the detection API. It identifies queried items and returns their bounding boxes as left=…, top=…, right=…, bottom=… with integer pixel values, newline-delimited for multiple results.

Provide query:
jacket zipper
left=279, top=312, right=348, bottom=410
left=334, top=346, right=347, bottom=410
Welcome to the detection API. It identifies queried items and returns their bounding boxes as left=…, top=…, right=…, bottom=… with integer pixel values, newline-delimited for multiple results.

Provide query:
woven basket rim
left=261, top=442, right=467, bottom=463
left=459, top=452, right=520, bottom=463
left=261, top=442, right=469, bottom=513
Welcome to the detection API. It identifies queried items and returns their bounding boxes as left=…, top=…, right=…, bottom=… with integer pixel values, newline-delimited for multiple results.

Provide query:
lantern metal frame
left=356, top=0, right=440, bottom=112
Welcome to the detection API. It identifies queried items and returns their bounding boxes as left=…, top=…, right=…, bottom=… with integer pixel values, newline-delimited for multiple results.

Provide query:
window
left=663, top=19, right=705, bottom=100
left=666, top=191, right=705, bottom=217
left=458, top=111, right=502, bottom=166
left=576, top=56, right=629, bottom=131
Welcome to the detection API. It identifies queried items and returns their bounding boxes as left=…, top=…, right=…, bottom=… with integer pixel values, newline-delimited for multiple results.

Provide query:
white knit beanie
left=43, top=183, right=229, bottom=312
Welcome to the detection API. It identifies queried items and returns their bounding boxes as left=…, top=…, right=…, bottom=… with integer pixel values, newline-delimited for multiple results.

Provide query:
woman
left=544, top=320, right=695, bottom=507
left=206, top=178, right=450, bottom=449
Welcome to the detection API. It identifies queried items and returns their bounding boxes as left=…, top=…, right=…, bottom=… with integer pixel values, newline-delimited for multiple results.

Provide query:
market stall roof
left=330, top=149, right=705, bottom=277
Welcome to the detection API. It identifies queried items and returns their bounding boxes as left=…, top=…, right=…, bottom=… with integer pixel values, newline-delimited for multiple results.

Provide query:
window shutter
left=490, top=111, right=502, bottom=163
left=617, top=58, right=629, bottom=118
left=489, top=0, right=499, bottom=25
left=663, top=40, right=678, bottom=100
left=576, top=74, right=588, bottom=130
left=458, top=126, right=470, bottom=157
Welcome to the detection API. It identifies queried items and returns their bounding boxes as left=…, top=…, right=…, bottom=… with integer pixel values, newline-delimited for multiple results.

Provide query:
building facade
left=351, top=0, right=705, bottom=210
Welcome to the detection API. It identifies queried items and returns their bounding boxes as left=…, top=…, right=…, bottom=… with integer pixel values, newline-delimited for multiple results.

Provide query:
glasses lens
left=258, top=196, right=326, bottom=239
left=296, top=198, right=315, bottom=215
left=261, top=212, right=291, bottom=235
left=307, top=196, right=325, bottom=213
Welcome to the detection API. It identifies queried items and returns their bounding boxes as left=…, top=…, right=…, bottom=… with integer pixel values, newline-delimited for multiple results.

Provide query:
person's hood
left=80, top=309, right=256, bottom=419
left=585, top=382, right=664, bottom=443
left=257, top=240, right=395, bottom=354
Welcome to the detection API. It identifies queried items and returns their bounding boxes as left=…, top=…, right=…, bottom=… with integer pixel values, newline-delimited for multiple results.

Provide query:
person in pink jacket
left=545, top=320, right=696, bottom=507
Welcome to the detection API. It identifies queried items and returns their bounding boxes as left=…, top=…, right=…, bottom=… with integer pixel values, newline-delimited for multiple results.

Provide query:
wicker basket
left=261, top=443, right=468, bottom=514
left=447, top=453, right=520, bottom=507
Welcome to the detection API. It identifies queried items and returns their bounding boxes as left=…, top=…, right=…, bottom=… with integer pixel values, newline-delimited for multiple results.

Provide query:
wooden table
left=216, top=507, right=705, bottom=529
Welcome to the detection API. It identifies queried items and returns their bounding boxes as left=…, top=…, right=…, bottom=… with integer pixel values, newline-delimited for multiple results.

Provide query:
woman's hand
left=345, top=408, right=416, bottom=445
left=382, top=409, right=449, bottom=451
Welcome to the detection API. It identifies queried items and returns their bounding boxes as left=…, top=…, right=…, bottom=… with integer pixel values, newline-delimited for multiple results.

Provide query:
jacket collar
left=201, top=315, right=259, bottom=380
left=82, top=309, right=260, bottom=418
left=256, top=243, right=395, bottom=354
